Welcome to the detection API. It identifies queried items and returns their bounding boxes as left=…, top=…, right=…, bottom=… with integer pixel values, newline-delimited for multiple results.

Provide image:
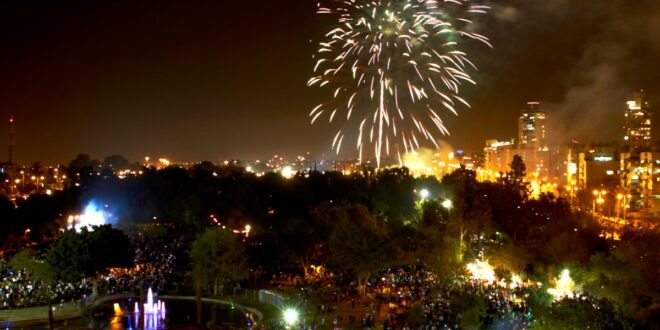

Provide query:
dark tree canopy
left=46, top=225, right=134, bottom=282
left=103, top=154, right=130, bottom=170
left=510, top=154, right=526, bottom=180
left=328, top=204, right=398, bottom=294
left=10, top=248, right=55, bottom=284
left=188, top=227, right=247, bottom=288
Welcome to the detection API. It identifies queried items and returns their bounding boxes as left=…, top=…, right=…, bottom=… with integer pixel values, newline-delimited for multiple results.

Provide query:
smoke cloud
left=480, top=0, right=660, bottom=146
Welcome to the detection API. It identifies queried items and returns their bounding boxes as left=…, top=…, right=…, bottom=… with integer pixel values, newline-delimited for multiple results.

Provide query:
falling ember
left=309, top=0, right=491, bottom=167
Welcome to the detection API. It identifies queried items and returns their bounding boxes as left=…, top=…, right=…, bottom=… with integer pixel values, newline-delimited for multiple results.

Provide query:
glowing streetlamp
left=565, top=184, right=577, bottom=206
left=616, top=193, right=623, bottom=219
left=592, top=189, right=606, bottom=214
left=24, top=228, right=31, bottom=244
left=441, top=199, right=453, bottom=210
left=283, top=308, right=299, bottom=327
left=419, top=189, right=430, bottom=200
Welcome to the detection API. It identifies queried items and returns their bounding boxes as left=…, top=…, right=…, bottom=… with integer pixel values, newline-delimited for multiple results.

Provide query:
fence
left=226, top=287, right=261, bottom=301
left=257, top=290, right=289, bottom=309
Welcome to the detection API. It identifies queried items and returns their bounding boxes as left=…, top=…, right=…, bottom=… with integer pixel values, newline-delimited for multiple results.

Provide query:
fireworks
left=309, top=0, right=490, bottom=167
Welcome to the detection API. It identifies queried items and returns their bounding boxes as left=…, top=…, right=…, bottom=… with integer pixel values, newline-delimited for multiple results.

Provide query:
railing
left=257, top=290, right=288, bottom=309
left=226, top=288, right=261, bottom=302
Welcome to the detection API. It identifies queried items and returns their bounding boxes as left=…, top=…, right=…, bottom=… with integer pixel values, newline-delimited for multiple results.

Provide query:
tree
left=67, top=153, right=100, bottom=182
left=328, top=205, right=397, bottom=296
left=10, top=249, right=56, bottom=330
left=489, top=241, right=531, bottom=275
left=0, top=196, right=16, bottom=236
left=580, top=231, right=660, bottom=323
left=441, top=167, right=494, bottom=259
left=31, top=162, right=45, bottom=177
left=370, top=167, right=417, bottom=223
left=405, top=304, right=427, bottom=328
left=47, top=225, right=134, bottom=292
left=189, top=228, right=247, bottom=324
left=500, top=154, right=530, bottom=199
left=510, top=155, right=526, bottom=181
left=420, top=229, right=462, bottom=282
left=449, top=290, right=486, bottom=329
left=533, top=298, right=631, bottom=330
left=190, top=161, right=222, bottom=179
left=102, top=154, right=130, bottom=170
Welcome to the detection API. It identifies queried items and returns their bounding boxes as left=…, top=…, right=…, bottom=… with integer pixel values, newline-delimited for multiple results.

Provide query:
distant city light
left=281, top=166, right=294, bottom=179
left=442, top=199, right=453, bottom=210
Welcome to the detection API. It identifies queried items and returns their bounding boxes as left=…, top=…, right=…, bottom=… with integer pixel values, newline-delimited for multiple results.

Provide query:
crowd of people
left=0, top=262, right=93, bottom=309
left=283, top=263, right=533, bottom=329
left=0, top=231, right=186, bottom=310
left=3, top=228, right=535, bottom=329
left=104, top=233, right=186, bottom=295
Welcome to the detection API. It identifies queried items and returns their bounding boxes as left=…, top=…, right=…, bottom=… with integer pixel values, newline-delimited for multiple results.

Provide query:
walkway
left=0, top=302, right=81, bottom=327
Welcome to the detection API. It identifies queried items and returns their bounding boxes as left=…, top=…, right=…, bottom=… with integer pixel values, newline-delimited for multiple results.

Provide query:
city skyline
left=1, top=0, right=659, bottom=164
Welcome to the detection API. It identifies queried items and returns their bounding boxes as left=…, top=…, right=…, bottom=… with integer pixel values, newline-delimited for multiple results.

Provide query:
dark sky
left=1, top=0, right=659, bottom=164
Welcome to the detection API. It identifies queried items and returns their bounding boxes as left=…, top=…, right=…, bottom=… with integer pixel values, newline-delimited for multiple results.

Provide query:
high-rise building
left=620, top=90, right=660, bottom=215
left=484, top=139, right=515, bottom=174
left=624, top=90, right=651, bottom=151
left=518, top=102, right=546, bottom=151
left=516, top=102, right=550, bottom=178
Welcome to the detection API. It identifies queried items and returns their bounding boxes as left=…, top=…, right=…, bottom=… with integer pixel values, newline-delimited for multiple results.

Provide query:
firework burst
left=308, top=0, right=490, bottom=167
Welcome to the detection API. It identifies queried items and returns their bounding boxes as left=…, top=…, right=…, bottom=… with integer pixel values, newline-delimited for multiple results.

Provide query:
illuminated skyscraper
left=624, top=90, right=651, bottom=151
left=518, top=102, right=546, bottom=151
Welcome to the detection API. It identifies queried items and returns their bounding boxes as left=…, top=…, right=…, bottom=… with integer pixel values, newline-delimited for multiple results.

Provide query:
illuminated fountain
left=113, top=303, right=123, bottom=315
left=109, top=288, right=167, bottom=329
left=132, top=287, right=166, bottom=329
left=105, top=286, right=246, bottom=329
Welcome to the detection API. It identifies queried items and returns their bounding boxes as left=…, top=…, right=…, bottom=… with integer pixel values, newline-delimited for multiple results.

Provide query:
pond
left=38, top=296, right=251, bottom=329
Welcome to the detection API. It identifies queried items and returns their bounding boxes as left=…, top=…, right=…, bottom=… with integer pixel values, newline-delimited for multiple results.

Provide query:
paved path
left=0, top=302, right=81, bottom=327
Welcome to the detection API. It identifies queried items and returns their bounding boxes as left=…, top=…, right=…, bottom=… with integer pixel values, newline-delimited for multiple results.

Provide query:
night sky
left=1, top=0, right=659, bottom=164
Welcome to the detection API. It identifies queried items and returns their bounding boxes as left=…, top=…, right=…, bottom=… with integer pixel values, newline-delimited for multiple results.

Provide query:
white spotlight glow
left=70, top=201, right=107, bottom=232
